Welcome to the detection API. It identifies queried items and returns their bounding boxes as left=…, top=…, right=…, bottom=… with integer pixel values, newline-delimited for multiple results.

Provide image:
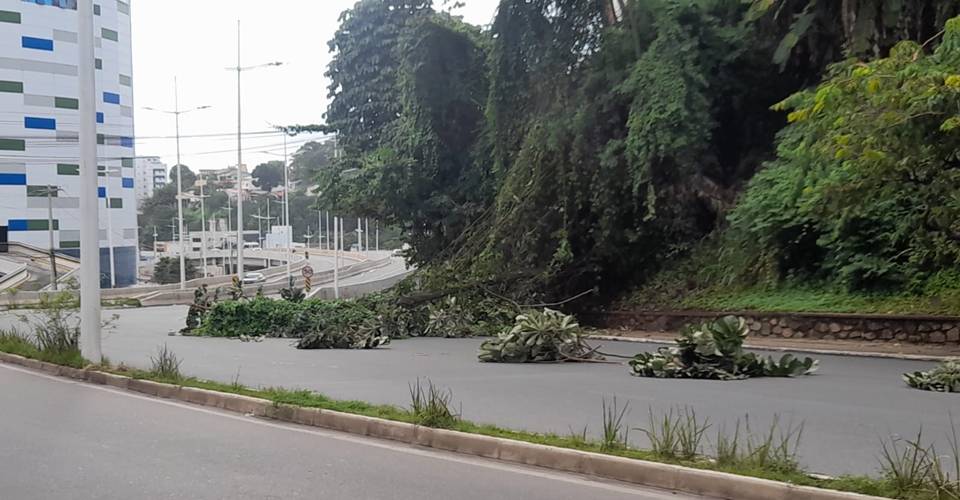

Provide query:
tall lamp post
left=260, top=131, right=292, bottom=281
left=230, top=19, right=282, bottom=279
left=143, top=82, right=210, bottom=289
left=78, top=0, right=101, bottom=362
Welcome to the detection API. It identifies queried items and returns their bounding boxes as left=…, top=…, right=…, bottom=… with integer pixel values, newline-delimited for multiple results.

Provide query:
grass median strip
left=0, top=339, right=914, bottom=499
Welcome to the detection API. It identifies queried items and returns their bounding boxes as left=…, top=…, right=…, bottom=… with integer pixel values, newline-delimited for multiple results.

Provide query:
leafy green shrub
left=424, top=296, right=473, bottom=338
left=629, top=316, right=817, bottom=380
left=729, top=17, right=960, bottom=292
left=198, top=298, right=373, bottom=338
left=904, top=360, right=960, bottom=393
left=374, top=302, right=429, bottom=338
left=478, top=308, right=600, bottom=363
left=295, top=321, right=390, bottom=350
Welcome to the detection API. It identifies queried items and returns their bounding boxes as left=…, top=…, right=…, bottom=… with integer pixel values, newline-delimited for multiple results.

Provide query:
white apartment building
left=0, top=0, right=137, bottom=286
left=133, top=155, right=166, bottom=209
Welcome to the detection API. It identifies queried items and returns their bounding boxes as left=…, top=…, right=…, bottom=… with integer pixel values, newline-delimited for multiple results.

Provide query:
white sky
left=131, top=0, right=499, bottom=174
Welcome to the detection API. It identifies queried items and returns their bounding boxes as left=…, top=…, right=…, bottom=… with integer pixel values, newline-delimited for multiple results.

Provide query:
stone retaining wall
left=586, top=310, right=960, bottom=344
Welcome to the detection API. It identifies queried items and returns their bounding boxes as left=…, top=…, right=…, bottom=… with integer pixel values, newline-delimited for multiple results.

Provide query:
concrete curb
left=588, top=334, right=951, bottom=362
left=0, top=352, right=885, bottom=500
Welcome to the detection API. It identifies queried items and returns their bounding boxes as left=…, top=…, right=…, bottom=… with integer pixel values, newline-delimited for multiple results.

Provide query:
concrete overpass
left=0, top=248, right=412, bottom=308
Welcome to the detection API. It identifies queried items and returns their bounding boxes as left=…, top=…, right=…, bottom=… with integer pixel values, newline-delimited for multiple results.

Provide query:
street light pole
left=235, top=19, right=244, bottom=279
left=173, top=79, right=186, bottom=289
left=333, top=217, right=339, bottom=299
left=198, top=178, right=208, bottom=277
left=78, top=0, right=101, bottom=362
left=283, top=133, right=292, bottom=282
left=144, top=88, right=210, bottom=289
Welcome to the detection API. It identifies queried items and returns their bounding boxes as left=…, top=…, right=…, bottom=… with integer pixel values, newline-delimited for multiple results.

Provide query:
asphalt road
left=0, top=363, right=694, bottom=500
left=1, top=305, right=957, bottom=476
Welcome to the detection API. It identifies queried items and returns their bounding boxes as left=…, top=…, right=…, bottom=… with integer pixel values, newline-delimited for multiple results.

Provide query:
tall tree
left=291, top=140, right=336, bottom=184
left=748, top=0, right=960, bottom=74
left=251, top=161, right=284, bottom=193
left=169, top=164, right=196, bottom=189
left=324, top=0, right=434, bottom=153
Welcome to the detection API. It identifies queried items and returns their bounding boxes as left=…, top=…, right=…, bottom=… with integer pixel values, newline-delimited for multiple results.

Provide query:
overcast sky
left=131, top=0, right=499, bottom=174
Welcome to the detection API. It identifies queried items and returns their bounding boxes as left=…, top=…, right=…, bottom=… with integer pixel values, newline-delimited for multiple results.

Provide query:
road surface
left=0, top=305, right=955, bottom=476
left=0, top=363, right=694, bottom=500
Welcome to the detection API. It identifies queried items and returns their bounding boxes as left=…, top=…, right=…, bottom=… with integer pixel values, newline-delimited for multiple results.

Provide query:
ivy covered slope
left=628, top=14, right=960, bottom=315
left=312, top=0, right=960, bottom=314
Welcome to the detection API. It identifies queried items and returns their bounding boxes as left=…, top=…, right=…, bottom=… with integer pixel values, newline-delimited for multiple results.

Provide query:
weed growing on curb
left=879, top=420, right=960, bottom=499
left=568, top=425, right=590, bottom=447
left=713, top=415, right=804, bottom=475
left=601, top=396, right=630, bottom=451
left=409, top=378, right=460, bottom=428
left=640, top=406, right=710, bottom=460
left=149, top=344, right=182, bottom=381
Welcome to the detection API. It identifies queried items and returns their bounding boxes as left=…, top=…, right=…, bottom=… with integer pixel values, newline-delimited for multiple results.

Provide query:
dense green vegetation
left=303, top=0, right=960, bottom=314
left=630, top=316, right=817, bottom=379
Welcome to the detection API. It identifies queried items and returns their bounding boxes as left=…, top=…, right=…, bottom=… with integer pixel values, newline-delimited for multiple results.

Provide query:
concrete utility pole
left=225, top=201, right=233, bottom=274
left=325, top=211, right=330, bottom=251
left=231, top=21, right=281, bottom=279
left=356, top=217, right=362, bottom=253
left=235, top=20, right=244, bottom=279
left=143, top=81, right=210, bottom=289
left=283, top=133, right=292, bottom=282
left=45, top=185, right=59, bottom=290
left=78, top=0, right=101, bottom=362
left=333, top=217, right=339, bottom=299
left=375, top=220, right=379, bottom=252
left=197, top=178, right=209, bottom=277
left=365, top=218, right=369, bottom=256
left=153, top=226, right=158, bottom=257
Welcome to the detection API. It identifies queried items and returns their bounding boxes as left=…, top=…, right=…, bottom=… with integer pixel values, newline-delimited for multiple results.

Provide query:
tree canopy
left=169, top=164, right=196, bottom=188
left=251, top=161, right=285, bottom=193
left=312, top=0, right=960, bottom=306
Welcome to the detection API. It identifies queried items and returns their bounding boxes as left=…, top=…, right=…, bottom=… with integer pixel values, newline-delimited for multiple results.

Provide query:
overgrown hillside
left=309, top=0, right=960, bottom=314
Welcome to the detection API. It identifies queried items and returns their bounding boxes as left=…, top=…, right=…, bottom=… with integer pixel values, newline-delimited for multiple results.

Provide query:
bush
left=478, top=308, right=601, bottom=363
left=629, top=316, right=817, bottom=380
left=295, top=321, right=390, bottom=350
left=424, top=297, right=474, bottom=338
left=904, top=360, right=960, bottom=393
left=729, top=18, right=960, bottom=292
left=153, top=257, right=199, bottom=284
